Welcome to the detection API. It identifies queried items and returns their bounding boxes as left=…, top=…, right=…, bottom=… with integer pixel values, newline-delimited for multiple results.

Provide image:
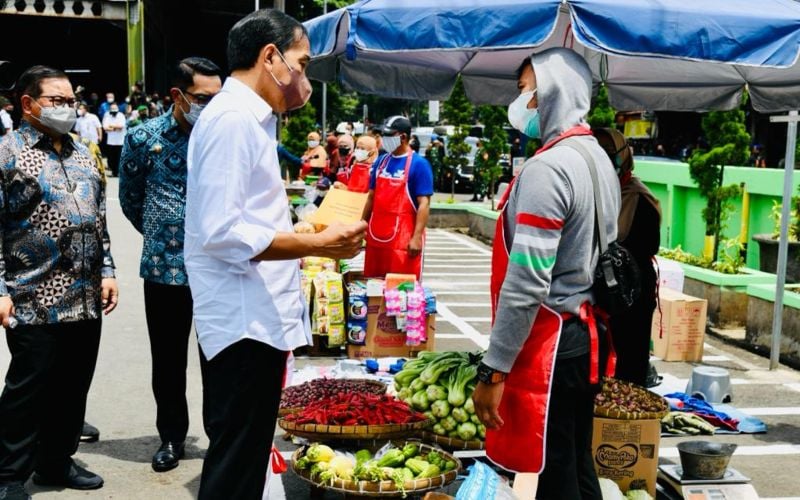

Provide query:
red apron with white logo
left=364, top=153, right=422, bottom=279
left=347, top=161, right=372, bottom=193
left=485, top=127, right=615, bottom=473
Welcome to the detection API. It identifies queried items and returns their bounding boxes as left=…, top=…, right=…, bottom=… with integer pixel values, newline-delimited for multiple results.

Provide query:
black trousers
left=611, top=297, right=656, bottom=387
left=537, top=353, right=603, bottom=500
left=0, top=319, right=101, bottom=483
left=106, top=144, right=122, bottom=176
left=198, top=339, right=286, bottom=500
left=144, top=281, right=194, bottom=443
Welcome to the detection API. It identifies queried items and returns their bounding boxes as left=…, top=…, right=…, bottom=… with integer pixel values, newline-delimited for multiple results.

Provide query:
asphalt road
left=0, top=180, right=798, bottom=499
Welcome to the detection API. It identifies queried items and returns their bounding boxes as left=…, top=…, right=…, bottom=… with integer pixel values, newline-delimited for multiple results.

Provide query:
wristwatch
left=477, top=362, right=507, bottom=384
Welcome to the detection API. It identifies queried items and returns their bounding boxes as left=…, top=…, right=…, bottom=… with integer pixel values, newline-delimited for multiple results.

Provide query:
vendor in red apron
left=335, top=134, right=378, bottom=193
left=472, top=48, right=621, bottom=500
left=362, top=116, right=434, bottom=279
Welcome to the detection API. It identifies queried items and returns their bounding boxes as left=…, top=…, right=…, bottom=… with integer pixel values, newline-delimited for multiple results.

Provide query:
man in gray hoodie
left=473, top=48, right=620, bottom=499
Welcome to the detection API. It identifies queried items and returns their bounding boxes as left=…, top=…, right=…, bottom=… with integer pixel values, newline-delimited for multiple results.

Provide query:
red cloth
left=364, top=153, right=423, bottom=279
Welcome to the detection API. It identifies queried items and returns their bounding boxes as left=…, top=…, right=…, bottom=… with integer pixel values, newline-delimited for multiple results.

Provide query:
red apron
left=364, top=153, right=423, bottom=279
left=335, top=160, right=371, bottom=193
left=485, top=126, right=615, bottom=474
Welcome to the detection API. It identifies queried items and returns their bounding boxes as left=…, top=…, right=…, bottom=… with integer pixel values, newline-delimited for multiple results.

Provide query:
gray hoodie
left=484, top=48, right=621, bottom=374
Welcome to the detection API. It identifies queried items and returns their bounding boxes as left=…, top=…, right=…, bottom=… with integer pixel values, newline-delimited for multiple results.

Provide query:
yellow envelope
left=307, top=188, right=369, bottom=226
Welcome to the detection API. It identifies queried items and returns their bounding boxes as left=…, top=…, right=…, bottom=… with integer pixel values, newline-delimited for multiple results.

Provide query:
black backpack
left=564, top=139, right=641, bottom=315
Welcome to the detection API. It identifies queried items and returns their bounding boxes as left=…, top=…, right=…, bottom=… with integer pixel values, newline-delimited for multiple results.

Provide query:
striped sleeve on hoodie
left=484, top=159, right=572, bottom=374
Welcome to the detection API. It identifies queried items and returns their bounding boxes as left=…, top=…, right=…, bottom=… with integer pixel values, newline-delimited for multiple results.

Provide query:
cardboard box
left=651, top=287, right=707, bottom=362
left=592, top=417, right=661, bottom=498
left=347, top=296, right=436, bottom=359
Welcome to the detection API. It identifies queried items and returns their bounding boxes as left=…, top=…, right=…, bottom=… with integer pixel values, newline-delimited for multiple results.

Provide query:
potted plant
left=752, top=188, right=800, bottom=282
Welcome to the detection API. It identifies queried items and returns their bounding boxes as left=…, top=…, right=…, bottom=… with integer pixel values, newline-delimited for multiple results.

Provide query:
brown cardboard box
left=592, top=417, right=661, bottom=497
left=651, top=287, right=707, bottom=362
left=347, top=296, right=436, bottom=359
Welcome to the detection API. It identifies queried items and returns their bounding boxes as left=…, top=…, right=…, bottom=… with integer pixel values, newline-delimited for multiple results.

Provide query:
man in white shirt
left=102, top=103, right=126, bottom=176
left=74, top=103, right=102, bottom=145
left=185, top=9, right=366, bottom=500
left=0, top=97, right=13, bottom=134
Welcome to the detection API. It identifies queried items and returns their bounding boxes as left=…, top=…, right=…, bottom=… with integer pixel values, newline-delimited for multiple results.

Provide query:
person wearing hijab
left=333, top=133, right=354, bottom=181
left=336, top=134, right=377, bottom=193
left=301, top=131, right=327, bottom=178
left=595, top=127, right=662, bottom=387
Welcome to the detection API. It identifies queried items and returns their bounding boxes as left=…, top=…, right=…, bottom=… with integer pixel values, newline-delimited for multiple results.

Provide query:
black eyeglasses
left=38, top=95, right=76, bottom=108
left=183, top=90, right=215, bottom=105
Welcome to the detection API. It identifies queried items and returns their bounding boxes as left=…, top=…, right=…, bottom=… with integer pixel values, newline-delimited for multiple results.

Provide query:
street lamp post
left=322, top=0, right=327, bottom=138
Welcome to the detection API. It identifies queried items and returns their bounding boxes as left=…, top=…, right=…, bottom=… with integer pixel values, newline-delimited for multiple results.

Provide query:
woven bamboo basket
left=292, top=441, right=460, bottom=497
left=279, top=418, right=432, bottom=441
left=420, top=431, right=484, bottom=451
left=593, top=377, right=669, bottom=420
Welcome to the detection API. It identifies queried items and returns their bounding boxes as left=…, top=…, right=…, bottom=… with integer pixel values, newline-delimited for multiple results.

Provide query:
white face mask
left=507, top=90, right=541, bottom=139
left=382, top=135, right=402, bottom=153
left=34, top=103, right=77, bottom=135
left=353, top=148, right=370, bottom=162
left=178, top=90, right=205, bottom=126
left=308, top=140, right=320, bottom=148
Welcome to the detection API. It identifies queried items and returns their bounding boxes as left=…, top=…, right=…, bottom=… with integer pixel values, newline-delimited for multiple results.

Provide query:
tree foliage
left=588, top=85, right=616, bottom=129
left=283, top=100, right=319, bottom=159
left=688, top=106, right=750, bottom=257
left=477, top=105, right=509, bottom=202
left=441, top=77, right=474, bottom=196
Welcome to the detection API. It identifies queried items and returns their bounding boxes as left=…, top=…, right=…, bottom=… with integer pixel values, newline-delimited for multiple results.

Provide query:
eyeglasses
left=38, top=95, right=76, bottom=108
left=182, top=90, right=215, bottom=105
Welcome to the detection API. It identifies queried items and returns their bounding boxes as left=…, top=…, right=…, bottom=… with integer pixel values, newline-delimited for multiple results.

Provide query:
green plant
left=687, top=103, right=750, bottom=260
left=442, top=77, right=474, bottom=200
left=588, top=85, right=616, bottom=129
left=712, top=238, right=746, bottom=274
left=477, top=105, right=509, bottom=207
left=769, top=186, right=800, bottom=241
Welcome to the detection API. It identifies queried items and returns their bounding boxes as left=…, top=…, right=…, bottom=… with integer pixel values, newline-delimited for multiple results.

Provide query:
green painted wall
left=636, top=161, right=799, bottom=269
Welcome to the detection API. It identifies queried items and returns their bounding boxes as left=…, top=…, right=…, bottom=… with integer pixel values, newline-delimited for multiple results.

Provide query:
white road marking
left=737, top=406, right=800, bottom=416
left=440, top=302, right=491, bottom=307
left=435, top=230, right=493, bottom=255
left=425, top=264, right=490, bottom=269
left=660, top=444, right=800, bottom=457
left=786, top=383, right=800, bottom=393
left=702, top=355, right=732, bottom=362
left=424, top=252, right=488, bottom=257
left=437, top=303, right=490, bottom=350
left=434, top=291, right=490, bottom=296
left=461, top=317, right=492, bottom=322
left=425, top=272, right=491, bottom=277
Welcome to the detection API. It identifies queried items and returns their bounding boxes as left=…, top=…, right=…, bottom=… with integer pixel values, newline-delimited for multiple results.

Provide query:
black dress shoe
left=0, top=482, right=31, bottom=500
left=32, top=463, right=104, bottom=490
left=80, top=421, right=100, bottom=443
left=152, top=441, right=185, bottom=472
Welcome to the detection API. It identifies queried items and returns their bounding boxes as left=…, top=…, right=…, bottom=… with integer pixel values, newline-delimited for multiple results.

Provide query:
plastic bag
left=456, top=461, right=517, bottom=500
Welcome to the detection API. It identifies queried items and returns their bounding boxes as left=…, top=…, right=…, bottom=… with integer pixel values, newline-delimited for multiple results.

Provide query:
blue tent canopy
left=304, top=0, right=800, bottom=112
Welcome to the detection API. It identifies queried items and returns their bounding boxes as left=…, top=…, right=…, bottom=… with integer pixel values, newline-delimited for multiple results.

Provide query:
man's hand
left=101, top=278, right=119, bottom=315
left=407, top=234, right=423, bottom=257
left=472, top=381, right=505, bottom=430
left=315, top=221, right=367, bottom=260
left=333, top=181, right=348, bottom=190
left=0, top=296, right=14, bottom=329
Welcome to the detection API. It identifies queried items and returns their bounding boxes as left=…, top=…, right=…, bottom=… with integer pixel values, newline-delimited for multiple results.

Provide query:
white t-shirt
left=75, top=113, right=102, bottom=144
left=102, top=112, right=126, bottom=146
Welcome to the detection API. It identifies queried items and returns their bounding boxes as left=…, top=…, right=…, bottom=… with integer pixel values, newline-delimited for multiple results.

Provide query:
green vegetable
left=354, top=460, right=385, bottom=481
left=306, top=444, right=335, bottom=463
left=433, top=423, right=447, bottom=435
left=411, top=390, right=430, bottom=411
left=402, top=444, right=419, bottom=459
left=377, top=449, right=406, bottom=468
left=446, top=364, right=478, bottom=407
left=444, top=460, right=457, bottom=471
left=448, top=431, right=459, bottom=438
left=441, top=415, right=458, bottom=432
left=417, top=463, right=442, bottom=479
left=426, top=384, right=447, bottom=401
left=309, top=461, right=330, bottom=480
left=470, top=414, right=481, bottom=425
left=397, top=387, right=413, bottom=401
left=457, top=422, right=478, bottom=441
left=355, top=449, right=373, bottom=465
left=410, top=378, right=427, bottom=392
left=463, top=397, right=475, bottom=414
left=477, top=423, right=486, bottom=439
left=426, top=451, right=443, bottom=468
left=319, top=468, right=337, bottom=485
left=391, top=467, right=414, bottom=496
left=423, top=410, right=435, bottom=421
left=419, top=353, right=467, bottom=385
left=431, top=399, right=451, bottom=418
left=404, top=458, right=430, bottom=476
left=625, top=490, right=654, bottom=500
left=451, top=407, right=469, bottom=423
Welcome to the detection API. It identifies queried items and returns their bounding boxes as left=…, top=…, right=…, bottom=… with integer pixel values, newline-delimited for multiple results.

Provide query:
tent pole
left=769, top=110, right=798, bottom=370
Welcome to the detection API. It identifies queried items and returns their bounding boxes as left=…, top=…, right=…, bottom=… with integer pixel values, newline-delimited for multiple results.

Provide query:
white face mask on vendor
left=382, top=135, right=402, bottom=153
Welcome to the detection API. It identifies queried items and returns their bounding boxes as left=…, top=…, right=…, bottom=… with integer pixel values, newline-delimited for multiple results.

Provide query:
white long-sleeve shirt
left=184, top=77, right=311, bottom=360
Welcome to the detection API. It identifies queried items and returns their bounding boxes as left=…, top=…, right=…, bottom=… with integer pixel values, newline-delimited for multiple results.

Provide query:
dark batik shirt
left=0, top=121, right=115, bottom=325
left=119, top=108, right=190, bottom=285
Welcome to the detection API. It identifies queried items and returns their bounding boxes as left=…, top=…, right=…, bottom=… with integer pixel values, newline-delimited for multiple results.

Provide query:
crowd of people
left=0, top=6, right=671, bottom=500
